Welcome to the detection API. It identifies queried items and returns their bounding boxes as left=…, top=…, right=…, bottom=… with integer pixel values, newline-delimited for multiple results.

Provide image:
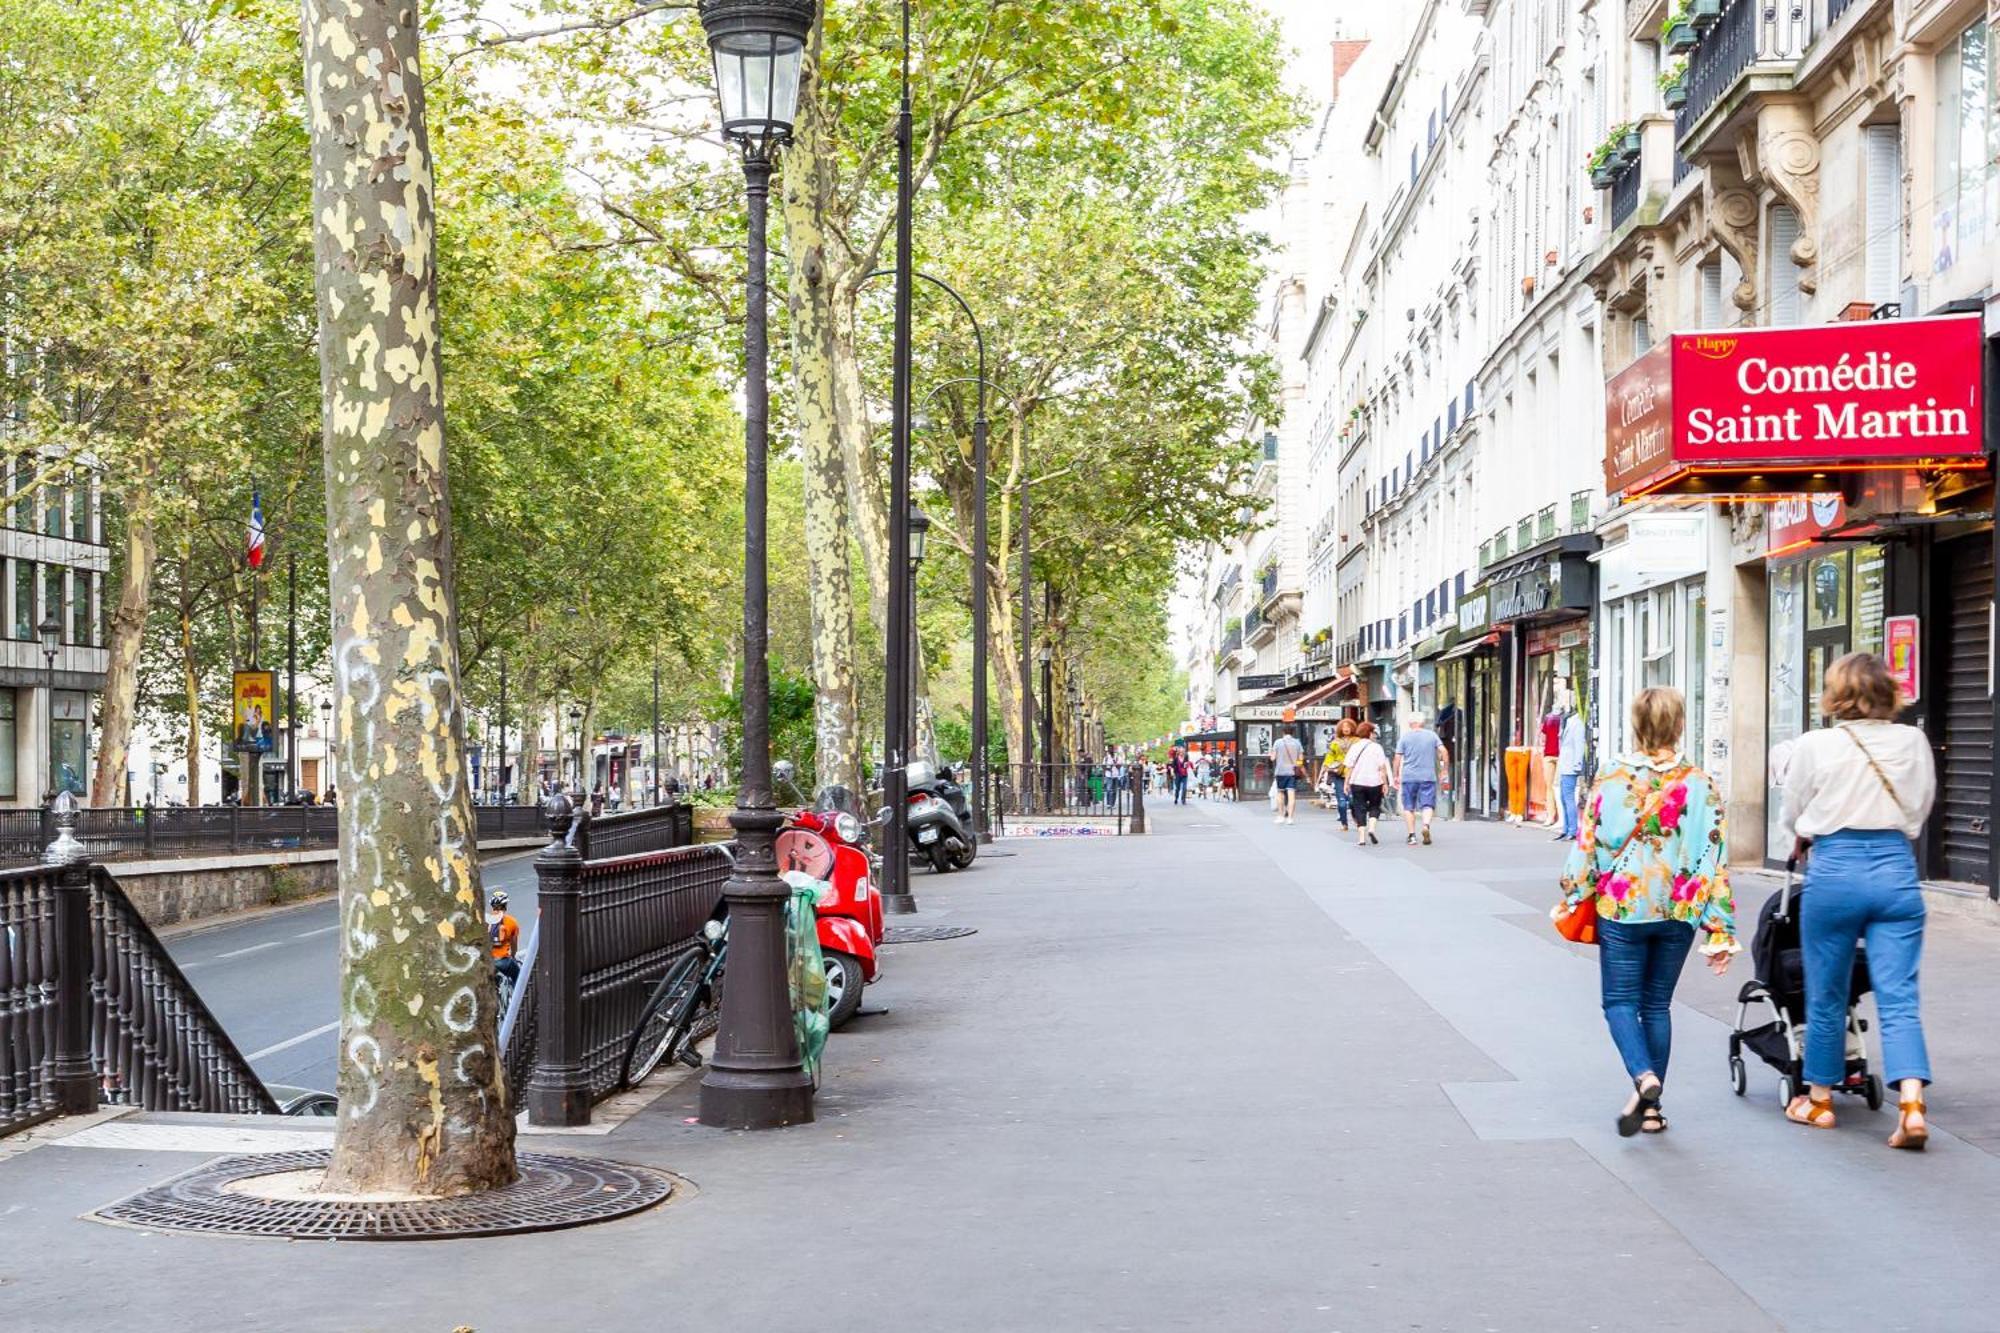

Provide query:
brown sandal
left=1888, top=1097, right=1928, bottom=1151
left=1786, top=1094, right=1836, bottom=1129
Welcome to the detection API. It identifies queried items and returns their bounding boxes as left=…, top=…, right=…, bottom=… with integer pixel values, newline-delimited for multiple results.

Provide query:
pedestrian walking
left=1270, top=727, right=1305, bottom=825
left=1556, top=687, right=1736, bottom=1137
left=1343, top=722, right=1390, bottom=846
left=1778, top=652, right=1937, bottom=1149
left=1320, top=718, right=1355, bottom=829
left=1195, top=755, right=1213, bottom=800
left=1394, top=714, right=1447, bottom=845
left=1168, top=748, right=1189, bottom=805
left=1220, top=761, right=1237, bottom=800
left=1556, top=707, right=1588, bottom=841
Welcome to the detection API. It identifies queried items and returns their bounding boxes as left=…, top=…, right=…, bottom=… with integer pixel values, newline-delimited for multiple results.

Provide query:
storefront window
left=49, top=690, right=86, bottom=798
left=1686, top=583, right=1707, bottom=767
left=1933, top=19, right=1994, bottom=275
left=0, top=692, right=17, bottom=800
left=1768, top=563, right=1806, bottom=857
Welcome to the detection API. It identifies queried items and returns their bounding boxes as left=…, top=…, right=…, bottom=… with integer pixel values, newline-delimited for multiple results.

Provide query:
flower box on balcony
left=1663, top=20, right=1697, bottom=53
left=1591, top=162, right=1618, bottom=187
left=1664, top=80, right=1688, bottom=109
left=1690, top=0, right=1722, bottom=28
left=1619, top=127, right=1642, bottom=159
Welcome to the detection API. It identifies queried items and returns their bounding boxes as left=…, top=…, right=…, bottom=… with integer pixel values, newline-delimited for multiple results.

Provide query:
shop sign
left=1885, top=615, right=1921, bottom=703
left=1457, top=591, right=1490, bottom=634
left=1233, top=703, right=1342, bottom=721
left=1604, top=344, right=1674, bottom=495
left=1599, top=513, right=1706, bottom=600
left=1489, top=565, right=1555, bottom=622
left=1236, top=673, right=1286, bottom=690
left=1606, top=316, right=1986, bottom=497
left=1768, top=492, right=1845, bottom=554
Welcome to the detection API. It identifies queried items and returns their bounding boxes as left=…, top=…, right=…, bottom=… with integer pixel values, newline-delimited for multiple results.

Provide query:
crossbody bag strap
left=1840, top=726, right=1908, bottom=820
left=1598, top=766, right=1694, bottom=875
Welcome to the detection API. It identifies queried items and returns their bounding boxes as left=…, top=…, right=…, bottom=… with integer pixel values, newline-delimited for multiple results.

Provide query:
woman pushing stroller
left=1779, top=652, right=1937, bottom=1150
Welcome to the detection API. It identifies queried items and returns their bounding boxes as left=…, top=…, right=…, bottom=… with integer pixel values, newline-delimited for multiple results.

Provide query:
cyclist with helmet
left=487, top=890, right=521, bottom=987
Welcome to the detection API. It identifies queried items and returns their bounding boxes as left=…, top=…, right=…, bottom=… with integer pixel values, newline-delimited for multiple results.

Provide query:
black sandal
left=1641, top=1105, right=1668, bottom=1134
left=1618, top=1076, right=1662, bottom=1138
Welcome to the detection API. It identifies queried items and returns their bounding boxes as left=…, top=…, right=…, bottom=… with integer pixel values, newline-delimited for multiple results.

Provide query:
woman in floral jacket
left=1558, top=687, right=1739, bottom=1136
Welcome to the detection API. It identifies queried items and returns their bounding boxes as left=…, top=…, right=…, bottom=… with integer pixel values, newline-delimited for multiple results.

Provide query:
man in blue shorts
left=1394, top=714, right=1448, bottom=846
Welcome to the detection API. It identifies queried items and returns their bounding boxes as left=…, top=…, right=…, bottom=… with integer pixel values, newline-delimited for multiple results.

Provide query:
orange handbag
left=1554, top=897, right=1599, bottom=944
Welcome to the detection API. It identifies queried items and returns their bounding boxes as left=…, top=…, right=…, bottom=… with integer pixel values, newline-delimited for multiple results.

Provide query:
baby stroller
left=1727, top=862, right=1885, bottom=1111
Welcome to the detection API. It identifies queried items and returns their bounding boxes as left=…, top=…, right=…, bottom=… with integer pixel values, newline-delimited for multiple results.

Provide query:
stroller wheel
left=1777, top=1074, right=1797, bottom=1111
left=1864, top=1074, right=1884, bottom=1112
left=1729, top=1056, right=1747, bottom=1098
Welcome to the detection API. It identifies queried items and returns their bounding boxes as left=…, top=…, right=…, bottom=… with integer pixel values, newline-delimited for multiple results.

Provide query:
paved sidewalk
left=2, top=803, right=1996, bottom=1331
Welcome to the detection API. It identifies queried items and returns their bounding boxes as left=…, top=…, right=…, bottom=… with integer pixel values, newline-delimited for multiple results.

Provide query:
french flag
left=247, top=491, right=265, bottom=570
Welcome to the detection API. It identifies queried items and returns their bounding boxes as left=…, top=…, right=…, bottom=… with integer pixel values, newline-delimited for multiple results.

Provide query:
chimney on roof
left=1331, top=40, right=1370, bottom=104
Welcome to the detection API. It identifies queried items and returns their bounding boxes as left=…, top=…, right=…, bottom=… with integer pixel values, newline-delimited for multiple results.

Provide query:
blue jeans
left=1598, top=918, right=1696, bottom=1083
left=1332, top=774, right=1351, bottom=825
left=1559, top=773, right=1581, bottom=838
left=1801, top=829, right=1930, bottom=1087
left=1172, top=774, right=1188, bottom=804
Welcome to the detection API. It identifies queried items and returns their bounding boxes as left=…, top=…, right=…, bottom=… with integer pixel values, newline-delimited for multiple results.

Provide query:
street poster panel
left=1885, top=615, right=1921, bottom=704
left=232, top=670, right=277, bottom=753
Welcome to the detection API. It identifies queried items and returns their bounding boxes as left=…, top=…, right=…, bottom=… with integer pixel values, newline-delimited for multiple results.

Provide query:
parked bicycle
left=621, top=914, right=728, bottom=1086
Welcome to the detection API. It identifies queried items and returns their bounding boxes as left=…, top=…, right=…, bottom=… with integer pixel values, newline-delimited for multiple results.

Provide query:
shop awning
left=1439, top=631, right=1501, bottom=662
left=1605, top=316, right=1986, bottom=501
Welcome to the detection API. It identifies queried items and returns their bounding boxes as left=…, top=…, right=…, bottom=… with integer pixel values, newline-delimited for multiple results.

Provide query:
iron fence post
left=228, top=805, right=241, bottom=854
left=45, top=798, right=96, bottom=1114
left=1127, top=762, right=1146, bottom=835
left=143, top=805, right=156, bottom=858
left=527, top=795, right=591, bottom=1127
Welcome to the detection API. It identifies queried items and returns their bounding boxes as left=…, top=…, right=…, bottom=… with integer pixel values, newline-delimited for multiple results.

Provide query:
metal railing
left=573, top=803, right=696, bottom=861
left=509, top=812, right=732, bottom=1124
left=1610, top=157, right=1643, bottom=230
left=2, top=851, right=277, bottom=1138
left=992, top=763, right=1136, bottom=830
left=1675, top=0, right=1756, bottom=144
left=0, top=803, right=550, bottom=869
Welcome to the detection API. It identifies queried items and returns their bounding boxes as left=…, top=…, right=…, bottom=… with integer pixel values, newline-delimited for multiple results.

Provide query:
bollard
left=44, top=794, right=96, bottom=1114
left=526, top=793, right=591, bottom=1127
left=1127, top=762, right=1147, bottom=835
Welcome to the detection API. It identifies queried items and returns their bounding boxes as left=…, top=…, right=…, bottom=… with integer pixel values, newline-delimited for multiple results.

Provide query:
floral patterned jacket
left=1559, top=752, right=1739, bottom=955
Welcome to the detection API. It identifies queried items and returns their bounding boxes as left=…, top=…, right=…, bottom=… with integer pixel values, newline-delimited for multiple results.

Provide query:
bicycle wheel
left=622, top=950, right=707, bottom=1087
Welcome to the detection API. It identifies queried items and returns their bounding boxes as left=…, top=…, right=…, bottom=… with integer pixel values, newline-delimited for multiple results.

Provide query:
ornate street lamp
left=38, top=615, right=59, bottom=804
left=696, top=0, right=817, bottom=1131
left=907, top=501, right=930, bottom=568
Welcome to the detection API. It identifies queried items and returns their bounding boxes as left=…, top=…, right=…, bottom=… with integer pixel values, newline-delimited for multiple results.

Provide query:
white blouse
left=1778, top=720, right=1936, bottom=842
left=1345, top=740, right=1391, bottom=788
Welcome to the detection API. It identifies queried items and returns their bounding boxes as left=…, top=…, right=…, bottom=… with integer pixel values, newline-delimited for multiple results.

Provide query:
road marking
left=211, top=940, right=283, bottom=961
left=246, top=1021, right=339, bottom=1061
left=293, top=924, right=339, bottom=939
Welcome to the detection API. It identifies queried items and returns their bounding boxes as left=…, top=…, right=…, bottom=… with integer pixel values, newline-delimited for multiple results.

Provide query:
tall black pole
left=699, top=145, right=813, bottom=1130
left=1019, top=460, right=1032, bottom=777
left=286, top=550, right=297, bottom=803
left=652, top=656, right=662, bottom=806
left=971, top=409, right=989, bottom=840
left=497, top=656, right=508, bottom=804
left=881, top=0, right=916, bottom=915
left=1040, top=583, right=1053, bottom=782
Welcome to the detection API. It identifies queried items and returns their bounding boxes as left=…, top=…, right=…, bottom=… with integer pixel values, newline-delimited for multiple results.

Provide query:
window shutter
left=1768, top=204, right=1802, bottom=325
left=1864, top=124, right=1902, bottom=306
left=1700, top=260, right=1723, bottom=328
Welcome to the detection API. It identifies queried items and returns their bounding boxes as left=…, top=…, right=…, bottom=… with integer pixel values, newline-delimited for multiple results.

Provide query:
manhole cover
left=882, top=925, right=979, bottom=944
left=92, top=1149, right=674, bottom=1241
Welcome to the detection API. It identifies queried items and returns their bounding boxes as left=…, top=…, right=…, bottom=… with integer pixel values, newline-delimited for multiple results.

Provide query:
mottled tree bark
left=301, top=0, right=515, bottom=1194
left=783, top=83, right=863, bottom=796
left=179, top=579, right=202, bottom=807
left=92, top=490, right=155, bottom=807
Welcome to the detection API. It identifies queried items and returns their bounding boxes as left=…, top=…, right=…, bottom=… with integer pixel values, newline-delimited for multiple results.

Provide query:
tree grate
left=91, top=1150, right=674, bottom=1241
left=881, top=925, right=978, bottom=944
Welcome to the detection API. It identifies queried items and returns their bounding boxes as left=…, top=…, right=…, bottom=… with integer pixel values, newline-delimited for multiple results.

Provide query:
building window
left=12, top=455, right=30, bottom=531
left=1699, top=259, right=1724, bottom=328
left=70, top=473, right=89, bottom=542
left=12, top=561, right=30, bottom=641
left=49, top=690, right=86, bottom=799
left=70, top=570, right=88, bottom=647
left=1767, top=203, right=1803, bottom=325
left=1863, top=123, right=1903, bottom=304
left=1633, top=315, right=1652, bottom=358
left=1932, top=21, right=1991, bottom=276
left=0, top=692, right=15, bottom=800
left=42, top=564, right=62, bottom=641
left=42, top=476, right=61, bottom=538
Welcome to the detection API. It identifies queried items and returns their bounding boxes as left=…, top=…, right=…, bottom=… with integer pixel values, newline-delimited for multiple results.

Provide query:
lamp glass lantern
left=697, top=0, right=815, bottom=150
left=38, top=616, right=59, bottom=657
left=907, top=503, right=931, bottom=567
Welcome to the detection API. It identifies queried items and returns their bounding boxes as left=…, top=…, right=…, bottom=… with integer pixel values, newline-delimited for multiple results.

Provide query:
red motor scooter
left=777, top=781, right=882, bottom=1028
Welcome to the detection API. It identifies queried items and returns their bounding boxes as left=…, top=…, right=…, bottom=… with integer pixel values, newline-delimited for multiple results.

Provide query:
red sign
left=1608, top=316, right=1986, bottom=497
left=1885, top=615, right=1920, bottom=704
left=1767, top=492, right=1847, bottom=553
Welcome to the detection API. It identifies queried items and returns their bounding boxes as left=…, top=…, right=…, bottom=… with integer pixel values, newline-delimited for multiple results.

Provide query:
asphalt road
left=162, top=850, right=543, bottom=1096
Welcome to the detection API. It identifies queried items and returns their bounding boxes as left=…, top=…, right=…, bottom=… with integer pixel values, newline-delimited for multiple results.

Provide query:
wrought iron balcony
left=1610, top=157, right=1643, bottom=231
left=1674, top=0, right=1811, bottom=152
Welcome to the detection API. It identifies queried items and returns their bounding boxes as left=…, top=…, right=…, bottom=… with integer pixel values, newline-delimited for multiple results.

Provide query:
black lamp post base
left=882, top=891, right=919, bottom=915
left=698, top=1071, right=816, bottom=1130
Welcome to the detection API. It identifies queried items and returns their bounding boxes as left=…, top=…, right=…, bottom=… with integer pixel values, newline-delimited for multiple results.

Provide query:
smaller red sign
left=1885, top=615, right=1920, bottom=704
left=1768, top=492, right=1846, bottom=554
